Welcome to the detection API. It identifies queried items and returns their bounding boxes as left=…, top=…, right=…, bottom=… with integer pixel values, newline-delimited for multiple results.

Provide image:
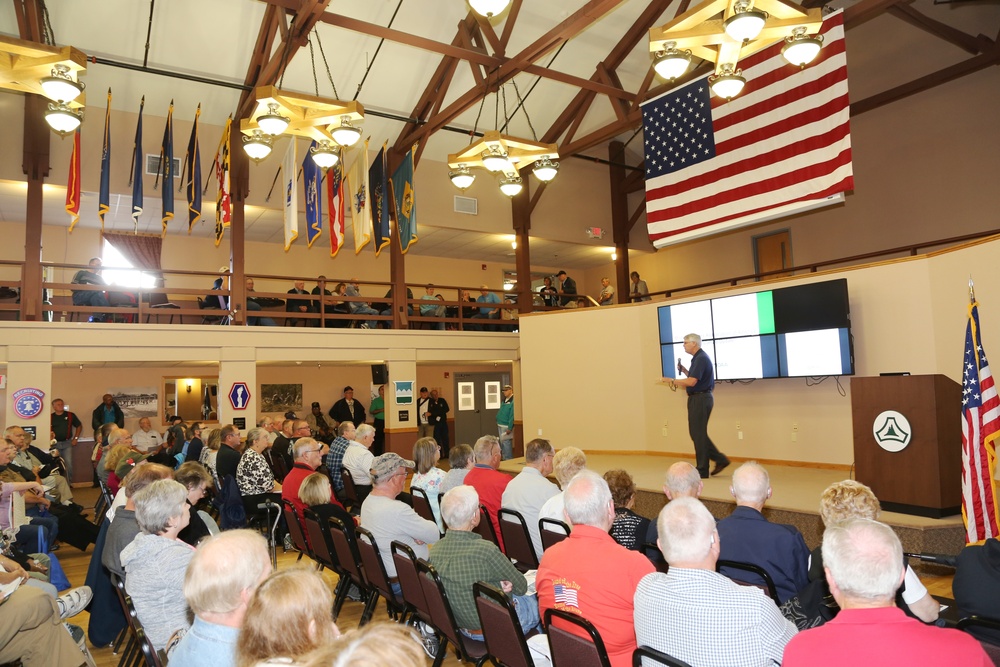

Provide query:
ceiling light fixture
left=709, top=65, right=746, bottom=100
left=256, top=102, right=290, bottom=135
left=481, top=145, right=511, bottom=172
left=331, top=116, right=362, bottom=147
left=242, top=130, right=273, bottom=162
left=449, top=165, right=476, bottom=190
left=44, top=102, right=83, bottom=134
left=723, top=2, right=768, bottom=43
left=782, top=27, right=824, bottom=67
left=310, top=140, right=340, bottom=169
left=532, top=157, right=559, bottom=182
left=652, top=43, right=692, bottom=81
left=40, top=64, right=84, bottom=103
left=468, top=0, right=511, bottom=18
left=498, top=174, right=523, bottom=197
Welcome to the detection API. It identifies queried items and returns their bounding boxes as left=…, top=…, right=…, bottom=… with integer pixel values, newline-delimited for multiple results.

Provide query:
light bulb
left=709, top=66, right=746, bottom=100
left=40, top=65, right=84, bottom=103
left=782, top=29, right=823, bottom=67
left=724, top=5, right=767, bottom=43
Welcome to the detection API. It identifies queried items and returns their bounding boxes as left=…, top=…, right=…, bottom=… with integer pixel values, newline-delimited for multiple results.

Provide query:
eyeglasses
left=303, top=447, right=323, bottom=455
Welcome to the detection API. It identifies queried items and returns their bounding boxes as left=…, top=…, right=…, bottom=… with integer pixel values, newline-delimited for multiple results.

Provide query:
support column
left=218, top=348, right=257, bottom=437
left=383, top=351, right=418, bottom=455
left=21, top=95, right=49, bottom=322
left=228, top=121, right=248, bottom=325
left=512, top=172, right=533, bottom=316
left=609, top=141, right=631, bottom=303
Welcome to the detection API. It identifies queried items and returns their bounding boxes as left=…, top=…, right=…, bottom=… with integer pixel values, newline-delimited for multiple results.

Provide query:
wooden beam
left=887, top=5, right=984, bottom=55
left=474, top=13, right=504, bottom=56
left=458, top=20, right=487, bottom=87
left=560, top=111, right=641, bottom=158
left=609, top=141, right=631, bottom=302
left=623, top=165, right=645, bottom=193
left=627, top=199, right=646, bottom=233
left=238, top=5, right=281, bottom=116
left=843, top=0, right=908, bottom=29
left=528, top=181, right=548, bottom=215
left=499, top=0, right=523, bottom=49
left=597, top=63, right=629, bottom=121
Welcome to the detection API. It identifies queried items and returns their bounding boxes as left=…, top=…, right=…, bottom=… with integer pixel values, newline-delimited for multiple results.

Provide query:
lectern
left=851, top=374, right=962, bottom=518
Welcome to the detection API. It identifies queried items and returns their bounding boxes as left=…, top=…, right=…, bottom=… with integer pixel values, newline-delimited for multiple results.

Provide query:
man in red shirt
left=280, top=437, right=341, bottom=516
left=463, top=435, right=511, bottom=551
left=535, top=470, right=655, bottom=667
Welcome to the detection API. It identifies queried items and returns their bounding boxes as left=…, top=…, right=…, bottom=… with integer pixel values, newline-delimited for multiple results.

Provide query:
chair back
left=716, top=559, right=780, bottom=604
left=475, top=503, right=500, bottom=547
left=957, top=615, right=1000, bottom=664
left=633, top=646, right=694, bottom=667
left=498, top=507, right=538, bottom=568
left=281, top=499, right=312, bottom=555
left=391, top=541, right=432, bottom=623
left=341, top=468, right=359, bottom=509
left=417, top=558, right=487, bottom=663
left=328, top=516, right=366, bottom=587
left=474, top=582, right=534, bottom=667
left=410, top=486, right=436, bottom=526
left=539, top=517, right=570, bottom=551
left=356, top=526, right=403, bottom=610
left=302, top=509, right=339, bottom=572
left=197, top=510, right=221, bottom=536
left=544, top=608, right=613, bottom=667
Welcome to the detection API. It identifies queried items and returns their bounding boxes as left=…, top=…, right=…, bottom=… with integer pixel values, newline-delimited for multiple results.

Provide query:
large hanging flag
left=65, top=129, right=81, bottom=232
left=347, top=140, right=371, bottom=254
left=391, top=144, right=417, bottom=252
left=282, top=138, right=299, bottom=251
left=640, top=11, right=852, bottom=248
left=327, top=162, right=345, bottom=258
left=962, top=292, right=1000, bottom=543
left=303, top=141, right=323, bottom=248
left=214, top=117, right=232, bottom=247
left=130, top=96, right=145, bottom=232
left=183, top=104, right=202, bottom=233
left=98, top=89, right=111, bottom=231
left=158, top=100, right=174, bottom=237
left=368, top=143, right=390, bottom=256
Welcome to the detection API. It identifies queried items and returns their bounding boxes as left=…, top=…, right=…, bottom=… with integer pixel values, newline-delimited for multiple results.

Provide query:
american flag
left=553, top=583, right=579, bottom=609
left=962, top=300, right=1000, bottom=543
left=641, top=11, right=852, bottom=248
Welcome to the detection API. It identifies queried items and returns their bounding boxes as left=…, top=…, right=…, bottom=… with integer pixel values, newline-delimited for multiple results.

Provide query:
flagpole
left=128, top=96, right=144, bottom=188
left=265, top=166, right=282, bottom=202
left=970, top=277, right=976, bottom=304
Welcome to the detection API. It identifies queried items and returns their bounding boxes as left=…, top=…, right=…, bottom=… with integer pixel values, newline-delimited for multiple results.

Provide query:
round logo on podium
left=872, top=410, right=912, bottom=452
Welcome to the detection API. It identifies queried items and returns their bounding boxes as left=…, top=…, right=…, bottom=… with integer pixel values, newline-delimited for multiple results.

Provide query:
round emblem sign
left=872, top=410, right=912, bottom=452
left=12, top=388, right=45, bottom=419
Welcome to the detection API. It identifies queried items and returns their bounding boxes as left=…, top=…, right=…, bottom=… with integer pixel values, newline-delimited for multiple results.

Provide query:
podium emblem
left=872, top=410, right=912, bottom=452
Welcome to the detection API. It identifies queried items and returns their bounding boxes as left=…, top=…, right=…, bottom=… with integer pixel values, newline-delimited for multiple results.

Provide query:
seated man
left=281, top=437, right=343, bottom=518
left=169, top=530, right=272, bottom=667
left=285, top=279, right=314, bottom=327
left=305, top=402, right=335, bottom=444
left=716, top=462, right=808, bottom=604
left=501, top=438, right=558, bottom=559
left=430, top=486, right=539, bottom=642
left=419, top=285, right=446, bottom=330
left=783, top=519, right=990, bottom=666
left=535, top=470, right=655, bottom=667
left=664, top=461, right=703, bottom=501
left=345, top=278, right=380, bottom=328
left=342, top=424, right=375, bottom=504
left=323, top=421, right=356, bottom=499
left=538, top=446, right=587, bottom=526
left=950, top=536, right=1000, bottom=645
left=0, top=585, right=89, bottom=667
left=470, top=285, right=501, bottom=331
left=244, top=277, right=277, bottom=327
left=360, top=453, right=439, bottom=585
left=6, top=426, right=74, bottom=506
left=634, top=497, right=798, bottom=666
left=464, top=435, right=512, bottom=552
left=71, top=257, right=111, bottom=322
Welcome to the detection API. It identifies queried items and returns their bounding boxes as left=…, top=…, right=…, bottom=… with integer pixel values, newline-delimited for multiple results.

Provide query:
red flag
left=641, top=11, right=852, bottom=247
left=327, top=162, right=345, bottom=257
left=66, top=129, right=81, bottom=232
left=961, top=299, right=1000, bottom=543
left=214, top=117, right=232, bottom=248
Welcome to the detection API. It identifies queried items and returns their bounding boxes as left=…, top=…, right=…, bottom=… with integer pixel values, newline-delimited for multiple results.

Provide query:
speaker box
left=371, top=363, right=389, bottom=384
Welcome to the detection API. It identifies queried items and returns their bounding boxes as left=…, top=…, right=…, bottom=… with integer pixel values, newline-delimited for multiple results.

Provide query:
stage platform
left=499, top=452, right=966, bottom=559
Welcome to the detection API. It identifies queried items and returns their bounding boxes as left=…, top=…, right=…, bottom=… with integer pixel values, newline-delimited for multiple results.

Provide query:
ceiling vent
left=454, top=195, right=478, bottom=216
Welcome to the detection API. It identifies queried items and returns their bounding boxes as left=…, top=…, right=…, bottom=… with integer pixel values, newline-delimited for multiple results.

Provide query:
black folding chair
left=633, top=646, right=694, bottom=667
left=539, top=517, right=570, bottom=551
left=416, top=559, right=488, bottom=667
left=355, top=525, right=406, bottom=624
left=716, top=559, right=780, bottom=604
left=328, top=516, right=374, bottom=624
left=392, top=540, right=433, bottom=628
left=498, top=507, right=538, bottom=569
left=411, top=486, right=438, bottom=529
left=280, top=499, right=310, bottom=563
left=474, top=582, right=534, bottom=667
left=302, top=509, right=351, bottom=609
left=475, top=504, right=500, bottom=548
left=544, top=608, right=612, bottom=667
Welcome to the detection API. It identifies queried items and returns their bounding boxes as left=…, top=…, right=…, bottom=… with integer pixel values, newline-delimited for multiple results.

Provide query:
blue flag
left=184, top=104, right=202, bottom=233
left=98, top=89, right=111, bottom=231
left=368, top=143, right=390, bottom=256
left=159, top=100, right=174, bottom=236
left=131, top=97, right=144, bottom=232
left=391, top=144, right=417, bottom=252
left=303, top=141, right=323, bottom=248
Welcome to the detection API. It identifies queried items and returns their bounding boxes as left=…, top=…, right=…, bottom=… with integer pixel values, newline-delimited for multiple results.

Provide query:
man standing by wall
left=329, top=386, right=366, bottom=428
left=50, top=398, right=82, bottom=481
left=497, top=385, right=515, bottom=460
left=662, top=334, right=729, bottom=479
left=92, top=394, right=124, bottom=439
left=556, top=270, right=577, bottom=307
left=416, top=387, right=433, bottom=439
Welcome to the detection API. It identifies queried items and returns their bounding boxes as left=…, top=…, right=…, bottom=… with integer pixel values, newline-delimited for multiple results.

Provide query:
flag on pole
left=131, top=96, right=145, bottom=232
left=961, top=296, right=1000, bottom=543
left=184, top=104, right=202, bottom=233
left=303, top=141, right=323, bottom=248
left=98, top=89, right=111, bottom=230
left=368, top=143, right=390, bottom=256
left=158, top=100, right=174, bottom=237
left=391, top=144, right=417, bottom=252
left=65, top=129, right=81, bottom=232
left=640, top=11, right=852, bottom=247
left=214, top=117, right=232, bottom=247
left=282, top=138, right=299, bottom=251
left=327, top=162, right=346, bottom=258
left=347, top=140, right=371, bottom=254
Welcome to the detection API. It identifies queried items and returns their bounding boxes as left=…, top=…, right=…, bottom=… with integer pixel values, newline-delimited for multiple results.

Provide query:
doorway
left=753, top=230, right=793, bottom=279
left=453, top=371, right=510, bottom=448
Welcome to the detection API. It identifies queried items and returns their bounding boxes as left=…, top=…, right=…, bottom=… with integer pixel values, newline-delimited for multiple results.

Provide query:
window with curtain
left=101, top=233, right=163, bottom=288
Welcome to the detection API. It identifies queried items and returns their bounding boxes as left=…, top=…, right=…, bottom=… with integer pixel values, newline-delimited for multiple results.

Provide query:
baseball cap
left=370, top=453, right=415, bottom=484
left=115, top=453, right=150, bottom=480
left=311, top=401, right=321, bottom=408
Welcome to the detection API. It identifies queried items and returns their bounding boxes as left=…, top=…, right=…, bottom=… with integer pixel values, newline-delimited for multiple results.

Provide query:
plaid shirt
left=324, top=436, right=351, bottom=491
left=428, top=529, right=526, bottom=631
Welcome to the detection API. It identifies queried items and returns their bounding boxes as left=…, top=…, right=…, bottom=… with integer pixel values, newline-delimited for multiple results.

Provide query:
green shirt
left=428, top=529, right=526, bottom=631
left=370, top=396, right=384, bottom=421
left=497, top=398, right=514, bottom=430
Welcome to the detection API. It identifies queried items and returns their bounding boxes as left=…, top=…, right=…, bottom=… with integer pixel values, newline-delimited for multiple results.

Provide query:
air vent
left=146, top=154, right=182, bottom=177
left=454, top=195, right=478, bottom=216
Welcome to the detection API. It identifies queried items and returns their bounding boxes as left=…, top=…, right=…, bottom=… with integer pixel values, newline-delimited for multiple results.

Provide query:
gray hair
left=525, top=439, right=554, bottom=463
left=822, top=518, right=903, bottom=603
left=338, top=421, right=356, bottom=437
left=246, top=427, right=268, bottom=447
left=133, top=478, right=188, bottom=535
left=449, top=444, right=474, bottom=469
left=657, top=497, right=716, bottom=564
left=441, top=485, right=480, bottom=530
left=563, top=470, right=612, bottom=528
left=552, top=447, right=587, bottom=487
left=356, top=424, right=375, bottom=440
left=731, top=461, right=769, bottom=505
left=184, top=529, right=270, bottom=615
left=293, top=437, right=319, bottom=460
left=665, top=462, right=702, bottom=498
left=473, top=435, right=500, bottom=463
left=683, top=333, right=701, bottom=344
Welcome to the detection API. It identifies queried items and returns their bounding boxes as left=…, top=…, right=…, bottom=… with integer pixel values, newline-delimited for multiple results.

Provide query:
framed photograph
left=110, top=387, right=158, bottom=419
left=260, top=384, right=303, bottom=413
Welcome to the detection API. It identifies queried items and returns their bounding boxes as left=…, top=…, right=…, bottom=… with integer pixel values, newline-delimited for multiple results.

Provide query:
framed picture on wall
left=111, top=387, right=158, bottom=419
left=260, top=384, right=303, bottom=413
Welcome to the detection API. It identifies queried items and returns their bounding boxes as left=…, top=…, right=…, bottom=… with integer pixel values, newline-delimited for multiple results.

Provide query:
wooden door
left=753, top=230, right=793, bottom=279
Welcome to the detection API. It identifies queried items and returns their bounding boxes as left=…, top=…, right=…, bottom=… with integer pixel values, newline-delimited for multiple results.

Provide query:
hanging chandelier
left=0, top=37, right=87, bottom=134
left=648, top=0, right=823, bottom=99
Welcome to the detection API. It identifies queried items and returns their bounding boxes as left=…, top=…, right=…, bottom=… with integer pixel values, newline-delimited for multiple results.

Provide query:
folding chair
left=355, top=526, right=407, bottom=624
left=539, top=517, right=570, bottom=552
left=474, top=581, right=534, bottom=667
left=545, top=608, right=612, bottom=667
left=633, top=646, right=694, bottom=667
left=281, top=499, right=311, bottom=563
left=498, top=507, right=538, bottom=569
left=341, top=468, right=359, bottom=513
left=957, top=615, right=1000, bottom=664
left=302, top=509, right=351, bottom=608
left=411, top=486, right=438, bottom=528
left=716, top=559, right=780, bottom=604
left=474, top=504, right=500, bottom=549
left=416, top=559, right=489, bottom=667
left=327, top=516, right=374, bottom=624
left=392, top=541, right=433, bottom=628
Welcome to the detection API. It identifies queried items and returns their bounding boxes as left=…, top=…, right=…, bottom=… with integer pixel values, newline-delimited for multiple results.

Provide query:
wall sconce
left=185, top=380, right=193, bottom=393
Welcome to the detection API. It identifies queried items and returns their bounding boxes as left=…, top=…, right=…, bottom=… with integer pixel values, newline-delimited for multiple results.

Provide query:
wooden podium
left=851, top=374, right=962, bottom=518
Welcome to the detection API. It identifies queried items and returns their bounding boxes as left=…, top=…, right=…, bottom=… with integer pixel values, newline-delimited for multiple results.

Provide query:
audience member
left=497, top=385, right=515, bottom=460
left=91, top=393, right=125, bottom=441
left=200, top=428, right=222, bottom=486
left=556, top=270, right=577, bottom=306
left=502, top=438, right=558, bottom=559
left=597, top=277, right=615, bottom=306
left=420, top=285, right=446, bottom=330
left=236, top=427, right=281, bottom=502
left=271, top=420, right=295, bottom=470
left=538, top=446, right=587, bottom=526
left=215, top=425, right=243, bottom=485
left=464, top=435, right=512, bottom=551
left=429, top=389, right=450, bottom=455
left=345, top=278, right=381, bottom=328
left=440, top=444, right=475, bottom=494
left=285, top=279, right=314, bottom=327
left=306, top=402, right=335, bottom=444
left=281, top=438, right=340, bottom=518
left=538, top=276, right=558, bottom=307
left=605, top=469, right=650, bottom=552
left=175, top=461, right=214, bottom=547
left=634, top=497, right=797, bottom=666
left=717, top=462, right=809, bottom=603
left=300, top=622, right=425, bottom=667
left=416, top=387, right=433, bottom=438
left=182, top=422, right=205, bottom=466
left=370, top=385, right=386, bottom=456
left=0, top=584, right=88, bottom=667
left=299, top=473, right=354, bottom=529
left=71, top=257, right=111, bottom=322
left=411, top=437, right=446, bottom=530
left=664, top=461, right=703, bottom=500
left=342, top=424, right=376, bottom=504
left=954, top=536, right=1000, bottom=645
left=330, top=386, right=367, bottom=428
left=49, top=398, right=83, bottom=479
left=783, top=519, right=990, bottom=666
left=243, top=277, right=277, bottom=326
left=169, top=530, right=272, bottom=667
left=323, top=421, right=356, bottom=498
left=7, top=425, right=74, bottom=505
left=629, top=271, right=650, bottom=302
left=132, top=416, right=164, bottom=455
left=102, top=463, right=174, bottom=578
left=471, top=284, right=501, bottom=330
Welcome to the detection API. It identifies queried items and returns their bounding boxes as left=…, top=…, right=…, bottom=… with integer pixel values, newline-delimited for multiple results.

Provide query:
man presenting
left=662, top=333, right=729, bottom=479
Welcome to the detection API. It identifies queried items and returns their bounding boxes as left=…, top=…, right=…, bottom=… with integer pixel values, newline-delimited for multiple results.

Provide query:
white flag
left=282, top=138, right=298, bottom=251
left=346, top=140, right=371, bottom=254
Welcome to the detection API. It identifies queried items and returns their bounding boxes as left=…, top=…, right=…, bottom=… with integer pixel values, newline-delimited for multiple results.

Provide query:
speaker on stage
left=372, top=363, right=389, bottom=384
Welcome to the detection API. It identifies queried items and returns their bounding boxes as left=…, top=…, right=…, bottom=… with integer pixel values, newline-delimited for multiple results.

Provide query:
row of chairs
left=108, top=572, right=165, bottom=667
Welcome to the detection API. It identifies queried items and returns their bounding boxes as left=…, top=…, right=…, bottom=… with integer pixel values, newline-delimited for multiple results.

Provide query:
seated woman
left=299, top=472, right=354, bottom=529
left=200, top=428, right=222, bottom=488
left=119, top=478, right=196, bottom=651
left=181, top=423, right=204, bottom=466
left=102, top=443, right=134, bottom=495
left=237, top=427, right=282, bottom=503
left=604, top=468, right=650, bottom=551
left=235, top=568, right=340, bottom=667
left=174, top=461, right=214, bottom=547
left=410, top=437, right=446, bottom=531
